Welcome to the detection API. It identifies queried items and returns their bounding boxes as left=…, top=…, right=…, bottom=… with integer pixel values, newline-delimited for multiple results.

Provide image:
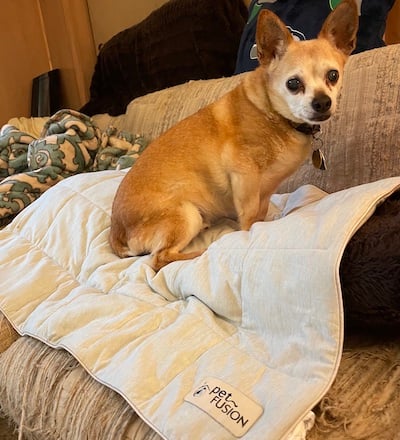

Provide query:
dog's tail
left=109, top=220, right=131, bottom=258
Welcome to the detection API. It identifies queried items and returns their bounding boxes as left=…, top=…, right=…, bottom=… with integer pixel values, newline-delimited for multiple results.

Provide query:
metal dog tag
left=312, top=149, right=327, bottom=170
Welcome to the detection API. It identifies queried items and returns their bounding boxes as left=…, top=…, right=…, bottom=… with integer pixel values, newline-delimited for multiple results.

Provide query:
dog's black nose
left=312, top=94, right=332, bottom=113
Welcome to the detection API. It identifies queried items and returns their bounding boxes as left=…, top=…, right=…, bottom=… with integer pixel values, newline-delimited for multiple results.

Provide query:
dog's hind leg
left=152, top=246, right=204, bottom=272
left=128, top=202, right=205, bottom=271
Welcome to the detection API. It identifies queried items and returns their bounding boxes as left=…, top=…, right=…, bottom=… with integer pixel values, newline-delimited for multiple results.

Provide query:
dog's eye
left=286, top=77, right=303, bottom=93
left=327, top=70, right=339, bottom=84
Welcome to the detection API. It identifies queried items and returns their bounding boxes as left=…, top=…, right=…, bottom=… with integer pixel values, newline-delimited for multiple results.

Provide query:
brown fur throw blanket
left=340, top=190, right=400, bottom=332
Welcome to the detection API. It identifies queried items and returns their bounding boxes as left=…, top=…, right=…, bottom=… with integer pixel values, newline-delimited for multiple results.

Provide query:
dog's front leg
left=231, top=172, right=264, bottom=231
left=256, top=192, right=271, bottom=222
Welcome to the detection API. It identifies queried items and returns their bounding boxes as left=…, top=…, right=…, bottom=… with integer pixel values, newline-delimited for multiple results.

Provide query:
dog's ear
left=318, top=0, right=359, bottom=57
left=256, top=10, right=293, bottom=65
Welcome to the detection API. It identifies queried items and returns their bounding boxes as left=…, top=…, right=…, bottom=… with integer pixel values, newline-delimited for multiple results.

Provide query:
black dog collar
left=290, top=122, right=321, bottom=136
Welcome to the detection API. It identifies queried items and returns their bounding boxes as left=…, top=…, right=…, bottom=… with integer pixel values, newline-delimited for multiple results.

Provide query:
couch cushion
left=93, top=74, right=245, bottom=141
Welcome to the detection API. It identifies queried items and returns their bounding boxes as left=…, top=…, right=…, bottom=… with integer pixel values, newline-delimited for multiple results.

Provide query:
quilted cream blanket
left=0, top=170, right=399, bottom=440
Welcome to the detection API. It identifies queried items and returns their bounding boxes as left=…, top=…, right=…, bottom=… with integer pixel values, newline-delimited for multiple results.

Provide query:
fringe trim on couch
left=2, top=333, right=400, bottom=439
left=0, top=337, right=162, bottom=440
left=309, top=334, right=400, bottom=440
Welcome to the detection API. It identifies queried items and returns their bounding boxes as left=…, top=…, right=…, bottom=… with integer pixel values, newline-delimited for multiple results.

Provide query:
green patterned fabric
left=0, top=109, right=147, bottom=226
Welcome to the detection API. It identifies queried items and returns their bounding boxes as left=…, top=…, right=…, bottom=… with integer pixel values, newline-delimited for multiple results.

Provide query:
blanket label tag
left=185, top=377, right=263, bottom=437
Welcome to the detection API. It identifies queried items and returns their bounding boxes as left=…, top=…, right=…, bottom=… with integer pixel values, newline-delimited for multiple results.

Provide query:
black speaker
left=31, top=69, right=61, bottom=117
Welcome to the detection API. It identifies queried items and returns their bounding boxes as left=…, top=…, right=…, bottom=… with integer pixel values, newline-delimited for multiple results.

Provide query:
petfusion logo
left=185, top=377, right=263, bottom=437
left=193, top=383, right=245, bottom=425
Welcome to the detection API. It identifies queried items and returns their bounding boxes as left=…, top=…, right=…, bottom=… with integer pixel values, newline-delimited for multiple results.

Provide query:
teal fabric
left=0, top=109, right=147, bottom=226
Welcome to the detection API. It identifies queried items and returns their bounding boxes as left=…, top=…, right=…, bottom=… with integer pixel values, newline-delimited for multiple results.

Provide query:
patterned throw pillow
left=235, top=0, right=395, bottom=73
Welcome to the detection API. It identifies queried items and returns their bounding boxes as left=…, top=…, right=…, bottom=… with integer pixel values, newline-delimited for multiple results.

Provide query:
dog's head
left=256, top=0, right=358, bottom=125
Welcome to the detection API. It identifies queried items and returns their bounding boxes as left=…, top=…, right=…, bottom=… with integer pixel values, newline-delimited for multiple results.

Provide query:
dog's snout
left=312, top=94, right=332, bottom=113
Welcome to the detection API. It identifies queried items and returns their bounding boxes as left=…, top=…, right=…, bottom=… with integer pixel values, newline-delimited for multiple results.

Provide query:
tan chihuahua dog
left=110, top=0, right=358, bottom=271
